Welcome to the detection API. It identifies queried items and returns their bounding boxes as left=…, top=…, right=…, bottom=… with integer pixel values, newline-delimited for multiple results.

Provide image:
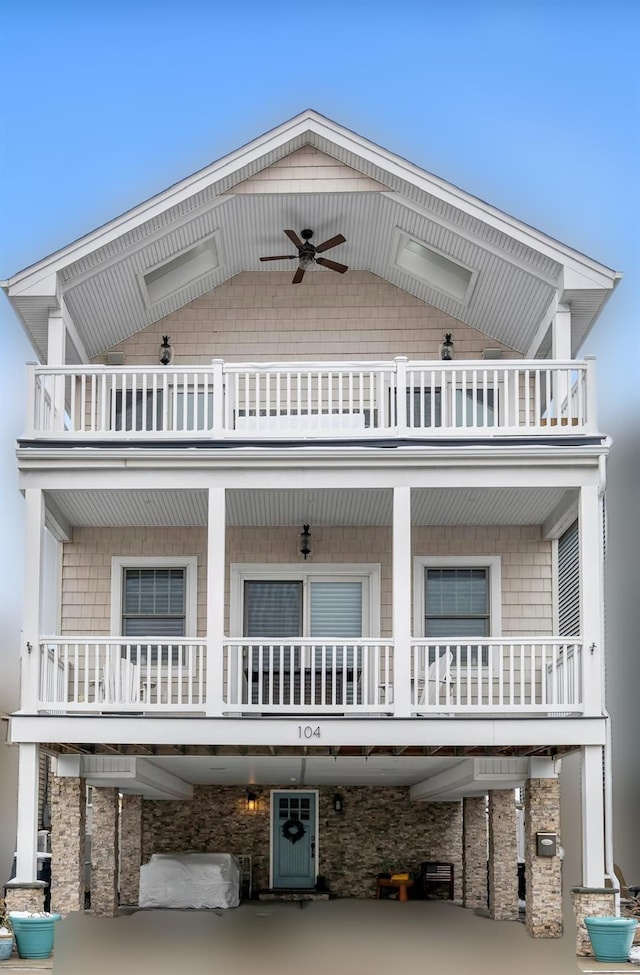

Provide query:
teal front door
left=272, top=791, right=316, bottom=889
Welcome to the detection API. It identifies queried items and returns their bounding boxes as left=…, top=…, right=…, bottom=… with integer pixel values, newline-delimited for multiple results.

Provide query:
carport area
left=4, top=899, right=636, bottom=975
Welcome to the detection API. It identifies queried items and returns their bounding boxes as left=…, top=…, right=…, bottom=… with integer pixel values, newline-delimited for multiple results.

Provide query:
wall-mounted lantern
left=300, top=525, right=311, bottom=560
left=333, top=793, right=344, bottom=814
left=246, top=791, right=258, bottom=814
left=441, top=333, right=454, bottom=361
left=159, top=335, right=172, bottom=365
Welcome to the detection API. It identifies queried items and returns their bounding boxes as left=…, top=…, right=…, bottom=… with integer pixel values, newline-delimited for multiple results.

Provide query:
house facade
left=2, top=111, right=621, bottom=948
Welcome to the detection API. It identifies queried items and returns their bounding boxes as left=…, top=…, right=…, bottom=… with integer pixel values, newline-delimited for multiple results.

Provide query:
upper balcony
left=27, top=357, right=597, bottom=443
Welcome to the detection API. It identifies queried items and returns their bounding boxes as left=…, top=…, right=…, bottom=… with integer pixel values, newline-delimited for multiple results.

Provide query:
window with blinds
left=425, top=567, right=489, bottom=664
left=122, top=567, right=186, bottom=662
left=558, top=521, right=580, bottom=636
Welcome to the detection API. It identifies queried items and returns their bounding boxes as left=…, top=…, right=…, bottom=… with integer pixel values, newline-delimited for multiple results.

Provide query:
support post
left=22, top=488, right=44, bottom=711
left=211, top=358, right=224, bottom=437
left=48, top=309, right=66, bottom=433
left=525, top=767, right=562, bottom=937
left=579, top=484, right=604, bottom=716
left=206, top=486, right=226, bottom=715
left=488, top=789, right=518, bottom=920
left=50, top=771, right=86, bottom=914
left=581, top=745, right=605, bottom=887
left=551, top=302, right=571, bottom=417
left=13, top=743, right=40, bottom=882
left=119, top=795, right=143, bottom=906
left=463, top=796, right=487, bottom=909
left=90, top=787, right=119, bottom=916
left=392, top=485, right=412, bottom=716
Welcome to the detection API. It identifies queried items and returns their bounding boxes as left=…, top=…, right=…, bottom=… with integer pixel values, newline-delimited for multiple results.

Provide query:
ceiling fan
left=259, top=229, right=348, bottom=284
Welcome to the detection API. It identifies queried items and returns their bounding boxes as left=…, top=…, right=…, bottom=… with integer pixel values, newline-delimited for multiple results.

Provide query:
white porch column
left=581, top=745, right=605, bottom=887
left=579, top=484, right=604, bottom=716
left=392, top=486, right=412, bottom=716
left=48, top=309, right=66, bottom=433
left=14, top=743, right=40, bottom=882
left=206, top=487, right=226, bottom=715
left=552, top=303, right=571, bottom=413
left=22, top=488, right=44, bottom=711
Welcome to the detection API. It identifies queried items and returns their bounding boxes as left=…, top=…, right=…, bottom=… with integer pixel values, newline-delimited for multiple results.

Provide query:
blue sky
left=0, top=0, right=638, bottom=623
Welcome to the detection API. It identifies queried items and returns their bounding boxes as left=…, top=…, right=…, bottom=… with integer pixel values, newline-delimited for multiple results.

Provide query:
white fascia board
left=129, top=758, right=193, bottom=799
left=410, top=756, right=529, bottom=801
left=5, top=110, right=619, bottom=297
left=8, top=714, right=607, bottom=749
left=3, top=270, right=59, bottom=300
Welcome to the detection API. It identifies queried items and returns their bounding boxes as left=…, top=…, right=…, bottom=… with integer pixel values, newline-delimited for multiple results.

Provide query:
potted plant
left=8, top=908, right=61, bottom=960
left=0, top=897, right=15, bottom=961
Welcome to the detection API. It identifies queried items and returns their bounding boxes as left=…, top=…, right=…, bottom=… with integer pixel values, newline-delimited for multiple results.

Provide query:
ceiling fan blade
left=284, top=229, right=304, bottom=249
left=292, top=266, right=305, bottom=284
left=316, top=257, right=348, bottom=274
left=315, top=233, right=346, bottom=253
left=260, top=255, right=297, bottom=261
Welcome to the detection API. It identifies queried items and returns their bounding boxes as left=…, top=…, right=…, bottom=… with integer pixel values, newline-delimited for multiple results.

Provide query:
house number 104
left=298, top=725, right=321, bottom=739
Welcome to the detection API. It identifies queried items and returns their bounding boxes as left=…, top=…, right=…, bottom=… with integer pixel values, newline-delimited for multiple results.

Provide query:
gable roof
left=2, top=109, right=620, bottom=362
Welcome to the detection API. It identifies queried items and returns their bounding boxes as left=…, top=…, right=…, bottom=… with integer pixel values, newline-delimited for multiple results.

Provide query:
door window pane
left=309, top=581, right=363, bottom=637
left=244, top=581, right=302, bottom=637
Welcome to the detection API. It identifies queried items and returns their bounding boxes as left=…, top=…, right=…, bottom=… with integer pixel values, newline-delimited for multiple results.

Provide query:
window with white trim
left=111, top=556, right=197, bottom=663
left=414, top=556, right=501, bottom=665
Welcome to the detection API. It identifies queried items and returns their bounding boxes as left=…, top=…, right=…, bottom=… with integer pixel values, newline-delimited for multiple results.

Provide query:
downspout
left=599, top=450, right=618, bottom=914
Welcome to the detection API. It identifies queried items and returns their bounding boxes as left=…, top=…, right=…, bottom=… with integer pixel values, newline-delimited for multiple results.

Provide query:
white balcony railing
left=410, top=640, right=583, bottom=713
left=34, top=637, right=584, bottom=716
left=38, top=638, right=207, bottom=711
left=28, top=358, right=596, bottom=440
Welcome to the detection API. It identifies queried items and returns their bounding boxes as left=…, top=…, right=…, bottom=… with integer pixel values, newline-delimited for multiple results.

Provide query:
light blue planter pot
left=584, top=916, right=638, bottom=962
left=10, top=915, right=61, bottom=960
left=0, top=935, right=15, bottom=960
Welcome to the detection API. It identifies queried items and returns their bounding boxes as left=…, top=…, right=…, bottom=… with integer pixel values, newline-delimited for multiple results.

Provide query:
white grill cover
left=139, top=853, right=240, bottom=909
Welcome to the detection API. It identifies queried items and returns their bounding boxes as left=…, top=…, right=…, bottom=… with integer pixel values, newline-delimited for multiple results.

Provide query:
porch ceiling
left=46, top=485, right=570, bottom=529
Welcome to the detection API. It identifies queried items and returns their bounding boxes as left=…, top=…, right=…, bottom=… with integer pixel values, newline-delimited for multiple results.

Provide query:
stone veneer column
left=50, top=776, right=86, bottom=914
left=119, top=795, right=142, bottom=906
left=524, top=778, right=562, bottom=937
left=488, top=789, right=518, bottom=921
left=463, top=796, right=487, bottom=909
left=91, top=788, right=119, bottom=916
left=4, top=884, right=45, bottom=913
left=571, top=888, right=617, bottom=956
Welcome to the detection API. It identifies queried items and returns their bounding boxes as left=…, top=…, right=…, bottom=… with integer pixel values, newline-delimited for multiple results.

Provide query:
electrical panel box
left=536, top=832, right=557, bottom=856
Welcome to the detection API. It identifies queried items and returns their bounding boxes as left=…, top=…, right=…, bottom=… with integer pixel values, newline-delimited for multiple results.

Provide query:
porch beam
left=10, top=714, right=607, bottom=748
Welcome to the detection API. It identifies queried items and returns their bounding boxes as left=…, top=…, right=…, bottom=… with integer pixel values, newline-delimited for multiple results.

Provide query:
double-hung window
left=111, top=556, right=197, bottom=663
left=414, top=556, right=501, bottom=665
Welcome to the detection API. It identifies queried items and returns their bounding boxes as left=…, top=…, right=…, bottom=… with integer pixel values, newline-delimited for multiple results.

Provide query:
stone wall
left=3, top=885, right=45, bottom=913
left=50, top=776, right=86, bottom=915
left=463, top=796, right=487, bottom=909
left=488, top=790, right=518, bottom=921
left=525, top=778, right=562, bottom=937
left=139, top=785, right=463, bottom=899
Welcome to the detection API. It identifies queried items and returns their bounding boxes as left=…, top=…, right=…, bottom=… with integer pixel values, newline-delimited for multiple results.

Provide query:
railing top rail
left=32, top=358, right=588, bottom=376
left=40, top=636, right=207, bottom=645
left=410, top=637, right=583, bottom=646
left=224, top=637, right=393, bottom=646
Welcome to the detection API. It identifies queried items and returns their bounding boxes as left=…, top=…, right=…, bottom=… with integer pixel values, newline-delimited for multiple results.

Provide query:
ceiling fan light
left=299, top=254, right=314, bottom=269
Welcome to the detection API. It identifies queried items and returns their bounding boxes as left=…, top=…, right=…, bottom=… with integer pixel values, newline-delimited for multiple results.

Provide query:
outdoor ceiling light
left=246, top=791, right=258, bottom=813
left=441, top=333, right=454, bottom=361
left=159, top=335, right=172, bottom=366
left=299, top=525, right=311, bottom=560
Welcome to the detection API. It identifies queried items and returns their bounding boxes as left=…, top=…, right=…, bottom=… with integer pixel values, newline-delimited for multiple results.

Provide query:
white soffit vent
left=393, top=229, right=476, bottom=304
left=140, top=235, right=220, bottom=307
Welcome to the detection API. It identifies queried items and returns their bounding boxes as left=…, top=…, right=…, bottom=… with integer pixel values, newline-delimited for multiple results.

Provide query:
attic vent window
left=142, top=238, right=219, bottom=306
left=394, top=233, right=474, bottom=304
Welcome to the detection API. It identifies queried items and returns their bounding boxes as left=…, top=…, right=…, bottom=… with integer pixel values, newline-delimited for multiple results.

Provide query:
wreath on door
left=282, top=817, right=306, bottom=844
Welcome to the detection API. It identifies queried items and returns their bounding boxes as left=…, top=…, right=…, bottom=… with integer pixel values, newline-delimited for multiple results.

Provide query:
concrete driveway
left=3, top=900, right=637, bottom=975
